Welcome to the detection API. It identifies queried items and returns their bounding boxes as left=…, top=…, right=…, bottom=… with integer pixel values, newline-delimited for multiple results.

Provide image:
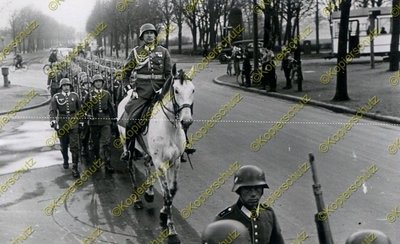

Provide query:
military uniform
left=119, top=44, right=172, bottom=129
left=216, top=201, right=285, bottom=244
left=79, top=77, right=91, bottom=157
left=49, top=83, right=81, bottom=177
left=84, top=80, right=116, bottom=172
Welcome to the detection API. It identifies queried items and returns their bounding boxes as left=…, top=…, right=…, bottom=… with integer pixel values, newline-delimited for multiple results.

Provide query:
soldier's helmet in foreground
left=345, top=229, right=391, bottom=244
left=139, top=23, right=158, bottom=40
left=232, top=165, right=269, bottom=192
left=201, top=219, right=251, bottom=244
left=59, top=78, right=72, bottom=88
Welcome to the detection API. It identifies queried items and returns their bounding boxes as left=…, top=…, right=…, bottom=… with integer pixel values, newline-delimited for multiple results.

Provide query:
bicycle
left=43, top=63, right=53, bottom=75
left=10, top=60, right=28, bottom=72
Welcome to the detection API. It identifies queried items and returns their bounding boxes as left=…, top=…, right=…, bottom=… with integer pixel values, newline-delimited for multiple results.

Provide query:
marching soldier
left=79, top=73, right=91, bottom=157
left=49, top=78, right=81, bottom=178
left=84, top=74, right=116, bottom=173
left=215, top=165, right=285, bottom=244
left=202, top=219, right=251, bottom=244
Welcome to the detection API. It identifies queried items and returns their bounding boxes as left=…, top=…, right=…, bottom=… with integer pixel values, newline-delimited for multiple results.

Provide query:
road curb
left=213, top=75, right=400, bottom=125
left=0, top=90, right=51, bottom=116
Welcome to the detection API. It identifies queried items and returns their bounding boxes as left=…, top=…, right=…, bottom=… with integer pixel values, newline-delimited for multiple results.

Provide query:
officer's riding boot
left=72, top=154, right=80, bottom=178
left=182, top=128, right=196, bottom=163
left=183, top=128, right=196, bottom=154
left=120, top=139, right=132, bottom=161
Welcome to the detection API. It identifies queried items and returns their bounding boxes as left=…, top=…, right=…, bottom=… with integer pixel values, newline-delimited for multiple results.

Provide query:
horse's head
left=171, top=64, right=195, bottom=129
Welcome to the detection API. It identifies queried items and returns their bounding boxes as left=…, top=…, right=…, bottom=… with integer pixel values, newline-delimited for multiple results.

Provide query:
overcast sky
left=0, top=0, right=96, bottom=33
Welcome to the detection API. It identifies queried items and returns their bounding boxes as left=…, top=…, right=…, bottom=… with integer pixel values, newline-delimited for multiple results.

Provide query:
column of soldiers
left=48, top=55, right=121, bottom=178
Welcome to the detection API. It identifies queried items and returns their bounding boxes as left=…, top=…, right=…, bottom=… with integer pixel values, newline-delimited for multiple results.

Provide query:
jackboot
left=72, top=154, right=80, bottom=178
left=61, top=149, right=69, bottom=169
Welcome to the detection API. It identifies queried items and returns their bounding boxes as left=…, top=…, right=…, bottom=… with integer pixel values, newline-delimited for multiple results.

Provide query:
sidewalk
left=215, top=58, right=400, bottom=124
left=0, top=85, right=49, bottom=115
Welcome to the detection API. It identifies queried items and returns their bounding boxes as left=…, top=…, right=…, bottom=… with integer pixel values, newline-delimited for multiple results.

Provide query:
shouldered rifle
left=309, top=153, right=334, bottom=244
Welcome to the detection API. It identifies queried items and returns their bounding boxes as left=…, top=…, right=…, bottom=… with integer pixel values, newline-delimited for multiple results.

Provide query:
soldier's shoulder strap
left=70, top=92, right=79, bottom=97
left=216, top=205, right=235, bottom=219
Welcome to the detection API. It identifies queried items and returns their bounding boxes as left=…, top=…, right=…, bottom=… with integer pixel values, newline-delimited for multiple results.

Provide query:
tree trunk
left=390, top=0, right=400, bottom=71
left=333, top=0, right=351, bottom=101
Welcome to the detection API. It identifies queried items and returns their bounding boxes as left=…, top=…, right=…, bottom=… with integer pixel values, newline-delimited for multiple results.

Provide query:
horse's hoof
left=144, top=192, right=154, bottom=202
left=167, top=234, right=181, bottom=244
left=133, top=200, right=143, bottom=209
left=160, top=212, right=168, bottom=227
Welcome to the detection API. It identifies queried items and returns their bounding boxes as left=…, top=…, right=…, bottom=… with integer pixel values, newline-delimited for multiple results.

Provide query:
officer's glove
left=50, top=120, right=56, bottom=128
left=130, top=91, right=138, bottom=100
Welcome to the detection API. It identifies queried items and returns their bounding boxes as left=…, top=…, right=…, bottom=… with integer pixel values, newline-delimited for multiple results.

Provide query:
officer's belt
left=136, top=74, right=164, bottom=80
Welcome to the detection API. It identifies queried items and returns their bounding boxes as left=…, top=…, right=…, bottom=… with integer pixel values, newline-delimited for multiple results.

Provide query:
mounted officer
left=84, top=74, right=116, bottom=173
left=49, top=78, right=81, bottom=178
left=215, top=165, right=285, bottom=244
left=118, top=23, right=173, bottom=161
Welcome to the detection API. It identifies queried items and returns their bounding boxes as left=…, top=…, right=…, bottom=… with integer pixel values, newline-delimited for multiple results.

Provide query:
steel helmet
left=346, top=230, right=391, bottom=244
left=201, top=220, right=250, bottom=244
left=139, top=23, right=158, bottom=40
left=92, top=74, right=104, bottom=83
left=232, top=165, right=269, bottom=192
left=59, top=78, right=72, bottom=88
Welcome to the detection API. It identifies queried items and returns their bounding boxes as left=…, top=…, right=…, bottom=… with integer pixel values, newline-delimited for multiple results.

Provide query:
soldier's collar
left=62, top=91, right=70, bottom=96
left=144, top=44, right=155, bottom=51
left=237, top=200, right=259, bottom=219
left=94, top=89, right=102, bottom=93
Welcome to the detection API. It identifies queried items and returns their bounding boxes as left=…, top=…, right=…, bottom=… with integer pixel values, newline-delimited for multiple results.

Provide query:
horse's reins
left=159, top=76, right=192, bottom=127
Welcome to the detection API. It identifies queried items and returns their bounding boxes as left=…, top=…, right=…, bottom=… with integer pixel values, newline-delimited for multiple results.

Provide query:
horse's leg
left=169, top=157, right=180, bottom=198
left=156, top=160, right=172, bottom=229
left=165, top=158, right=180, bottom=237
left=144, top=156, right=154, bottom=202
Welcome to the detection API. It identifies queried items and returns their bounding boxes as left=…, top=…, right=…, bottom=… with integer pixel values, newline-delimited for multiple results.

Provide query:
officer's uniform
left=119, top=44, right=172, bottom=129
left=216, top=201, right=284, bottom=244
left=49, top=80, right=81, bottom=176
left=84, top=76, right=116, bottom=172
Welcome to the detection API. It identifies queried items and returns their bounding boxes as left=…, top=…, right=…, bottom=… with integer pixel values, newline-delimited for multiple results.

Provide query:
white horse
left=117, top=64, right=194, bottom=240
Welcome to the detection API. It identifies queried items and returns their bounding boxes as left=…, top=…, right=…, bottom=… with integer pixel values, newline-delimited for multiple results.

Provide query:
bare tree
left=390, top=0, right=400, bottom=71
left=333, top=0, right=351, bottom=101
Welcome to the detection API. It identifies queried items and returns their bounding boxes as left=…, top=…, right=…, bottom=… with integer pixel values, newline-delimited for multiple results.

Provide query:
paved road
left=1, top=57, right=399, bottom=243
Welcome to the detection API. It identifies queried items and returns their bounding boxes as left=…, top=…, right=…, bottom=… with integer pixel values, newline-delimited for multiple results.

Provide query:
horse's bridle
left=160, top=74, right=193, bottom=127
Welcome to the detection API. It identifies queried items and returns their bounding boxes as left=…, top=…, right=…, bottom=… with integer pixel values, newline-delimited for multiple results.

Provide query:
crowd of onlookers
left=224, top=45, right=300, bottom=92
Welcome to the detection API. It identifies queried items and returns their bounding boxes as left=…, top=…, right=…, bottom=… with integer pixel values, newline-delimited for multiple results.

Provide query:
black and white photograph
left=0, top=0, right=399, bottom=243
